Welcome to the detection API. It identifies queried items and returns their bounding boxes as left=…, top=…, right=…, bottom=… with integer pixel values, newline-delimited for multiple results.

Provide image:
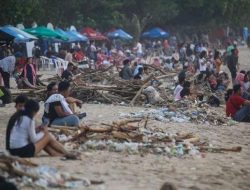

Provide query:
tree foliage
left=1, top=0, right=250, bottom=33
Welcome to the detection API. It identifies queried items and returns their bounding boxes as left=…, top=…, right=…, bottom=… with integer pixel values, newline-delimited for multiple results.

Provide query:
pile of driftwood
left=11, top=65, right=176, bottom=106
left=49, top=119, right=242, bottom=156
left=11, top=64, right=226, bottom=108
left=71, top=65, right=178, bottom=105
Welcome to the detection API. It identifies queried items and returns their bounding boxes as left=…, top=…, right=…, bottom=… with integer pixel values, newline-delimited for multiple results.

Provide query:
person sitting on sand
left=226, top=84, right=250, bottom=122
left=14, top=95, right=28, bottom=112
left=61, top=62, right=74, bottom=81
left=43, top=82, right=86, bottom=125
left=174, top=78, right=191, bottom=101
left=44, top=81, right=82, bottom=127
left=21, top=57, right=37, bottom=88
left=208, top=72, right=218, bottom=91
left=42, top=82, right=59, bottom=124
left=120, top=59, right=133, bottom=80
left=179, top=81, right=191, bottom=100
left=217, top=71, right=230, bottom=90
left=242, top=73, right=250, bottom=100
left=6, top=100, right=77, bottom=158
left=134, top=67, right=143, bottom=80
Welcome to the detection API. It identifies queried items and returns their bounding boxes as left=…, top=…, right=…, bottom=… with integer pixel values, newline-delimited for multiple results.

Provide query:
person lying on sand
left=44, top=81, right=84, bottom=127
left=6, top=100, right=78, bottom=158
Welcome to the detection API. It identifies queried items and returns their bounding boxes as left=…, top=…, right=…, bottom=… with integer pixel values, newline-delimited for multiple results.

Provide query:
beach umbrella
left=0, top=25, right=38, bottom=42
left=107, top=29, right=133, bottom=40
left=142, top=27, right=169, bottom=39
left=54, top=28, right=78, bottom=42
left=81, top=27, right=106, bottom=41
left=0, top=29, right=14, bottom=43
left=66, top=30, right=88, bottom=42
left=24, top=26, right=68, bottom=41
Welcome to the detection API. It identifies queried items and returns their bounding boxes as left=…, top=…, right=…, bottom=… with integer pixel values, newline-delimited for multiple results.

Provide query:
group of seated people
left=43, top=81, right=85, bottom=127
left=120, top=59, right=145, bottom=80
left=6, top=81, right=85, bottom=158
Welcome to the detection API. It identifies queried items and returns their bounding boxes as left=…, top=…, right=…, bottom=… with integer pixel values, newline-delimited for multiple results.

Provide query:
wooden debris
left=199, top=146, right=242, bottom=153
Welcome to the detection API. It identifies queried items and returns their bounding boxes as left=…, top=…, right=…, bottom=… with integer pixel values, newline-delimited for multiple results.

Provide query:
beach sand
left=0, top=46, right=249, bottom=190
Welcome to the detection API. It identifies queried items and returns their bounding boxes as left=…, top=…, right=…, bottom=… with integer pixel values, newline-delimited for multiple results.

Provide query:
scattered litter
left=0, top=152, right=103, bottom=189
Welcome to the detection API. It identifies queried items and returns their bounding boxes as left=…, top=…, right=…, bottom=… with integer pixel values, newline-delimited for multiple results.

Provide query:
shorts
left=9, top=143, right=35, bottom=158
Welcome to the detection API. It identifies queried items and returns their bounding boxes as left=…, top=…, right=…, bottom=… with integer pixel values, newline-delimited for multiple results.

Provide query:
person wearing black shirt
left=61, top=63, right=74, bottom=80
left=180, top=81, right=191, bottom=98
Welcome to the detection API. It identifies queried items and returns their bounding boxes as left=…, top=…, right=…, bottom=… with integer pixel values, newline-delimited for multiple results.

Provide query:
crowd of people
left=0, top=35, right=249, bottom=160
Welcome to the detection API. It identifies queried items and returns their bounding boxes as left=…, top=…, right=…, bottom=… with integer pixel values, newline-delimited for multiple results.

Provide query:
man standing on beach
left=227, top=49, right=238, bottom=84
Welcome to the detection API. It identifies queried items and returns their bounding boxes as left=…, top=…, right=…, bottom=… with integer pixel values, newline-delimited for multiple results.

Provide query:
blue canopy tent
left=0, top=25, right=38, bottom=42
left=54, top=28, right=77, bottom=42
left=107, top=29, right=133, bottom=40
left=142, top=27, right=169, bottom=39
left=66, top=30, right=88, bottom=42
left=0, top=29, right=14, bottom=43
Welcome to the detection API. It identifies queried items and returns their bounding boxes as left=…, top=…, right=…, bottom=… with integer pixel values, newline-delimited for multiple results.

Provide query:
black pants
left=0, top=68, right=10, bottom=88
left=0, top=176, right=18, bottom=190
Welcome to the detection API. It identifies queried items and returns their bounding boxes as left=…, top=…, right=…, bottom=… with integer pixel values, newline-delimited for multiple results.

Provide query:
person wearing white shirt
left=198, top=50, right=208, bottom=80
left=135, top=42, right=143, bottom=57
left=6, top=100, right=76, bottom=158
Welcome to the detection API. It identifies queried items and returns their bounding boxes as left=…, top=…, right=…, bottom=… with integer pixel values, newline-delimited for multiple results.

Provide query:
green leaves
left=0, top=0, right=250, bottom=31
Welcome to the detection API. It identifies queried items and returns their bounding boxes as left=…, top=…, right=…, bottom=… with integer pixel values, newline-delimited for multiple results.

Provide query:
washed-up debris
left=48, top=119, right=242, bottom=158
left=119, top=103, right=236, bottom=126
left=11, top=64, right=234, bottom=126
left=119, top=108, right=190, bottom=123
left=0, top=153, right=103, bottom=189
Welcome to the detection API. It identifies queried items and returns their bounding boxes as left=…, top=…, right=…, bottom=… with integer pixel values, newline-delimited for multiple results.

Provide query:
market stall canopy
left=81, top=27, right=106, bottom=41
left=66, top=30, right=88, bottom=42
left=24, top=26, right=68, bottom=41
left=0, top=25, right=38, bottom=42
left=142, top=27, right=169, bottom=39
left=107, top=29, right=133, bottom=40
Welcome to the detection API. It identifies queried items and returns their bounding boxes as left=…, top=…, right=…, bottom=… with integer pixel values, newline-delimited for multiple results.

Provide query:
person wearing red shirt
left=226, top=84, right=250, bottom=122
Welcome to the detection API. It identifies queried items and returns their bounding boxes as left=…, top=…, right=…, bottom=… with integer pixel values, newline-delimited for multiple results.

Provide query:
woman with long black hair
left=6, top=99, right=77, bottom=158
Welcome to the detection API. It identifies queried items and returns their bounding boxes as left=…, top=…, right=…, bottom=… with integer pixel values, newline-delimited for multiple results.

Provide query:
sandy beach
left=0, top=47, right=250, bottom=190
